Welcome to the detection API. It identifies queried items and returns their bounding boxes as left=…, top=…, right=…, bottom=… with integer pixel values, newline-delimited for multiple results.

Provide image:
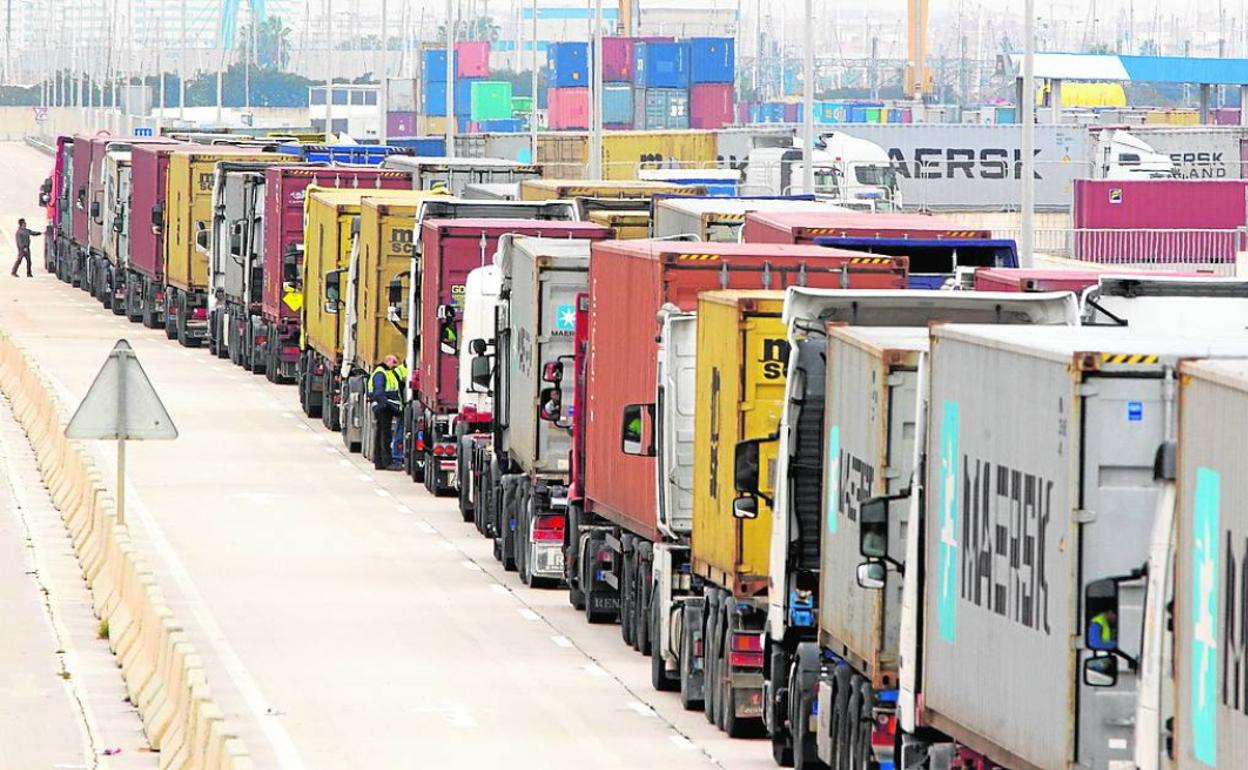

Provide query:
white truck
left=1081, top=275, right=1248, bottom=332
left=740, top=133, right=901, bottom=210
left=1093, top=129, right=1179, bottom=179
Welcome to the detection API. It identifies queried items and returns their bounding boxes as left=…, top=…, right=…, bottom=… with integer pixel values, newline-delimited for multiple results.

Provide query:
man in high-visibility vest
left=1088, top=608, right=1117, bottom=651
left=369, top=354, right=408, bottom=471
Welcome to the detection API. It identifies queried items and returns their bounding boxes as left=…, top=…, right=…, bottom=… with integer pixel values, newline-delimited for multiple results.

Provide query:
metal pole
left=802, top=0, right=814, bottom=193
left=179, top=0, right=186, bottom=121
left=589, top=0, right=602, bottom=179
left=326, top=0, right=334, bottom=139
left=1021, top=0, right=1036, bottom=267
left=445, top=0, right=455, bottom=157
left=529, top=0, right=537, bottom=163
left=379, top=0, right=388, bottom=143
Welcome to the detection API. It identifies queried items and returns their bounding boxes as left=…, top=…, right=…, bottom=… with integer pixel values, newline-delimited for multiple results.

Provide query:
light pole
left=529, top=0, right=537, bottom=164
left=802, top=0, right=814, bottom=194
left=445, top=0, right=456, bottom=157
left=589, top=0, right=603, bottom=179
left=1021, top=0, right=1036, bottom=267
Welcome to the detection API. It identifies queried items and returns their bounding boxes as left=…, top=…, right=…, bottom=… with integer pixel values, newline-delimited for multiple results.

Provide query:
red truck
left=126, top=142, right=191, bottom=328
left=255, top=166, right=413, bottom=383
left=566, top=241, right=910, bottom=624
left=40, top=136, right=75, bottom=277
left=62, top=132, right=102, bottom=287
left=411, top=219, right=613, bottom=496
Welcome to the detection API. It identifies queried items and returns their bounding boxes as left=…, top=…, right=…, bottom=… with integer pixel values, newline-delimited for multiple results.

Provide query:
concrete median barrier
left=0, top=331, right=251, bottom=769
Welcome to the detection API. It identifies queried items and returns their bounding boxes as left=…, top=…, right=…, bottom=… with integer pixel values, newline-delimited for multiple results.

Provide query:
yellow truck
left=162, top=147, right=296, bottom=347
left=644, top=290, right=788, bottom=736
left=337, top=191, right=444, bottom=458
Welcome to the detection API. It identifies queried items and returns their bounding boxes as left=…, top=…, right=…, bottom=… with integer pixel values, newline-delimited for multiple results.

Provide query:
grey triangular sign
left=66, top=340, right=178, bottom=441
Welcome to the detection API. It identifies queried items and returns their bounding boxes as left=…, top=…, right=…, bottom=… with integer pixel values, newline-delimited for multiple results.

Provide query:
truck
left=207, top=162, right=269, bottom=364
left=1080, top=275, right=1248, bottom=332
left=161, top=148, right=297, bottom=348
left=65, top=133, right=106, bottom=288
left=1092, top=129, right=1178, bottom=179
left=41, top=135, right=75, bottom=277
left=381, top=156, right=543, bottom=196
left=753, top=288, right=1080, bottom=768
left=742, top=210, right=1012, bottom=289
left=127, top=142, right=190, bottom=328
left=565, top=243, right=911, bottom=729
left=858, top=325, right=1248, bottom=770
left=411, top=219, right=612, bottom=496
left=740, top=133, right=901, bottom=210
left=651, top=197, right=844, bottom=242
left=455, top=262, right=504, bottom=527
left=248, top=165, right=412, bottom=380
left=336, top=191, right=447, bottom=459
left=461, top=235, right=611, bottom=584
left=100, top=148, right=133, bottom=314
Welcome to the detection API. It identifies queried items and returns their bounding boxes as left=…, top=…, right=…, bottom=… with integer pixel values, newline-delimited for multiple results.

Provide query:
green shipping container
left=866, top=107, right=882, bottom=123
left=511, top=96, right=534, bottom=115
left=471, top=81, right=514, bottom=122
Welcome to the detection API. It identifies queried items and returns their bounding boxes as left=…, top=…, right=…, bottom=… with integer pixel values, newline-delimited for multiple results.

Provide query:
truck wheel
left=635, top=559, right=651, bottom=655
left=518, top=491, right=532, bottom=585
left=704, top=592, right=721, bottom=724
left=717, top=606, right=732, bottom=733
left=458, top=437, right=474, bottom=523
left=650, top=587, right=678, bottom=692
left=792, top=644, right=828, bottom=770
left=830, top=665, right=853, bottom=770
left=566, top=503, right=585, bottom=610
left=164, top=289, right=179, bottom=340
left=679, top=607, right=703, bottom=709
left=770, top=647, right=796, bottom=766
left=619, top=536, right=636, bottom=647
left=845, top=684, right=864, bottom=770
left=500, top=478, right=518, bottom=572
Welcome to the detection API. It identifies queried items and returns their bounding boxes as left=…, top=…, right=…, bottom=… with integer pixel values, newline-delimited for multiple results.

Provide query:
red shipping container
left=742, top=210, right=990, bottom=244
left=602, top=37, right=635, bottom=82
left=417, top=219, right=612, bottom=417
left=547, top=87, right=589, bottom=130
left=581, top=241, right=909, bottom=542
left=690, top=83, right=734, bottom=129
left=455, top=41, right=490, bottom=78
left=130, top=142, right=195, bottom=281
left=87, top=135, right=177, bottom=254
left=69, top=133, right=97, bottom=248
left=1213, top=108, right=1241, bottom=125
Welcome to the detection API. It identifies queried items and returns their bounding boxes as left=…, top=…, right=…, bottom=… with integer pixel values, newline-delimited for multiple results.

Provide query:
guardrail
left=995, top=227, right=1245, bottom=275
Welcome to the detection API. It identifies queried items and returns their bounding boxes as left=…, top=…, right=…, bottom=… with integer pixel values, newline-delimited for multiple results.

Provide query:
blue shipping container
left=689, top=37, right=734, bottom=84
left=634, top=42, right=690, bottom=89
left=547, top=42, right=588, bottom=87
left=455, top=78, right=476, bottom=117
left=423, top=80, right=448, bottom=116
left=478, top=119, right=523, bottom=132
left=423, top=49, right=453, bottom=83
left=603, top=85, right=634, bottom=125
left=386, top=136, right=447, bottom=156
left=276, top=144, right=404, bottom=164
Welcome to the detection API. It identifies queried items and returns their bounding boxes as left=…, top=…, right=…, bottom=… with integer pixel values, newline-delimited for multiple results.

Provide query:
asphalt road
left=0, top=142, right=773, bottom=770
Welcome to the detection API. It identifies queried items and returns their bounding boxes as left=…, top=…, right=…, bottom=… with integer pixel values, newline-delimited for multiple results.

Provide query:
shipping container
left=129, top=142, right=187, bottom=282
left=548, top=42, right=588, bottom=87
left=519, top=179, right=705, bottom=201
left=652, top=197, right=843, bottom=242
left=455, top=78, right=475, bottom=117
left=586, top=209, right=650, bottom=238
left=548, top=87, right=590, bottom=130
left=633, top=41, right=690, bottom=89
left=601, top=37, right=635, bottom=83
left=423, top=80, right=448, bottom=116
left=511, top=96, right=533, bottom=115
left=829, top=124, right=1090, bottom=210
left=742, top=210, right=990, bottom=244
left=635, top=87, right=689, bottom=130
left=922, top=325, right=1248, bottom=770
left=689, top=37, right=735, bottom=84
left=381, top=155, right=542, bottom=196
left=1174, top=357, right=1248, bottom=770
left=386, top=136, right=447, bottom=156
left=582, top=241, right=910, bottom=542
left=386, top=111, right=418, bottom=137
left=690, top=83, right=734, bottom=129
left=603, top=129, right=714, bottom=179
left=603, top=84, right=635, bottom=126
left=456, top=41, right=490, bottom=78
left=423, top=49, right=449, bottom=82
left=691, top=291, right=786, bottom=597
left=68, top=133, right=96, bottom=249
left=971, top=267, right=1107, bottom=293
left=470, top=81, right=514, bottom=122
left=301, top=189, right=376, bottom=364
left=476, top=119, right=523, bottom=133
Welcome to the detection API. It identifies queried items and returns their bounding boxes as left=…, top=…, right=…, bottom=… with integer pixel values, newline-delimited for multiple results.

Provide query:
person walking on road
left=10, top=218, right=41, bottom=277
left=369, top=354, right=409, bottom=471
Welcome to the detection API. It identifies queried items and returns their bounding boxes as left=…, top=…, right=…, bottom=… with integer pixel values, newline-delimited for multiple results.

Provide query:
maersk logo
left=554, top=304, right=576, bottom=333
left=936, top=400, right=960, bottom=643
left=1191, top=466, right=1220, bottom=767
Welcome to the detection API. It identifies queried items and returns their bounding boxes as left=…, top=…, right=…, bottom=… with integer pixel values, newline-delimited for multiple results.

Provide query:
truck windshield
left=854, top=164, right=897, bottom=189
left=813, top=167, right=840, bottom=195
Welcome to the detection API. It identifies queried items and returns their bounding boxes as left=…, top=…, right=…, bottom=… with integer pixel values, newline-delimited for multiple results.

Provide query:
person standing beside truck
left=11, top=218, right=42, bottom=277
left=370, top=355, right=408, bottom=470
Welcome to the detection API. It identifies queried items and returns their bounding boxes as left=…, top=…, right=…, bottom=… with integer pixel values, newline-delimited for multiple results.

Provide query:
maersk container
left=1103, top=126, right=1245, bottom=179
left=819, top=326, right=926, bottom=692
left=922, top=325, right=1248, bottom=770
left=417, top=219, right=612, bottom=414
left=601, top=37, right=635, bottom=83
left=583, top=242, right=910, bottom=541
left=1174, top=357, right=1248, bottom=770
left=548, top=42, right=588, bottom=87
left=602, top=84, right=634, bottom=126
left=633, top=41, right=690, bottom=89
left=828, top=123, right=1091, bottom=210
left=689, top=37, right=734, bottom=84
left=635, top=88, right=689, bottom=130
left=496, top=236, right=606, bottom=475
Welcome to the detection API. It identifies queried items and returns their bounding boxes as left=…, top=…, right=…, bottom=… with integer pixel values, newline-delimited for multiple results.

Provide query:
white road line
left=437, top=541, right=456, bottom=552
left=581, top=663, right=609, bottom=679
left=626, top=700, right=657, bottom=718
left=322, top=447, right=337, bottom=453
left=668, top=735, right=696, bottom=751
left=460, top=560, right=481, bottom=571
left=373, top=488, right=389, bottom=497
left=414, top=521, right=436, bottom=534
left=517, top=608, right=540, bottom=622
left=551, top=635, right=573, bottom=648
left=280, top=412, right=294, bottom=419
left=393, top=504, right=409, bottom=514
left=337, top=459, right=352, bottom=467
left=356, top=474, right=370, bottom=482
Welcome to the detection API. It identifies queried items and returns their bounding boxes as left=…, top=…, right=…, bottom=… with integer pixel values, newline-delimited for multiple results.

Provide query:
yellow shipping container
left=602, top=130, right=718, bottom=180
left=352, top=191, right=445, bottom=370
left=537, top=133, right=590, bottom=179
left=692, top=290, right=789, bottom=598
left=587, top=209, right=652, bottom=239
left=164, top=148, right=297, bottom=292
left=302, top=188, right=378, bottom=363
left=519, top=178, right=706, bottom=201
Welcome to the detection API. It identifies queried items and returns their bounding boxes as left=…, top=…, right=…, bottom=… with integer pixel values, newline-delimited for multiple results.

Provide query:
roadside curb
left=0, top=331, right=252, bottom=770
left=25, top=136, right=54, bottom=155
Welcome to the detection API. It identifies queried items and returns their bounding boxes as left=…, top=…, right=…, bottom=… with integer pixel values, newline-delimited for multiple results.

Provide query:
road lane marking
left=517, top=608, right=540, bottom=622
left=626, top=700, right=657, bottom=718
left=489, top=584, right=510, bottom=596
left=460, top=560, right=481, bottom=571
left=668, top=735, right=696, bottom=750
left=551, top=635, right=573, bottom=648
left=415, top=521, right=436, bottom=534
left=581, top=663, right=609, bottom=678
left=373, top=488, right=390, bottom=497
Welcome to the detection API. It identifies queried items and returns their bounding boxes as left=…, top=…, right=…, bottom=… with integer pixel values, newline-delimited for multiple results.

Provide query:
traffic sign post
left=66, top=340, right=177, bottom=525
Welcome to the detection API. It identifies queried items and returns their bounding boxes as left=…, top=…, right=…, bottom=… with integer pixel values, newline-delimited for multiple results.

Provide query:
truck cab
left=1095, top=129, right=1178, bottom=179
left=741, top=133, right=901, bottom=211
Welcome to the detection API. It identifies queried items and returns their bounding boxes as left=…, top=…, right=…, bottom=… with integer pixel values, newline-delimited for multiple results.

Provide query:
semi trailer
left=381, top=156, right=543, bottom=196
left=127, top=142, right=192, bottom=328
left=41, top=135, right=74, bottom=276
left=650, top=197, right=843, bottom=242
left=100, top=149, right=133, bottom=314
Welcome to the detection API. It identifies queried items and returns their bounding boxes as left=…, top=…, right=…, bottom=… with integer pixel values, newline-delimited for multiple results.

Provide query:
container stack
left=689, top=38, right=734, bottom=129
left=548, top=42, right=589, bottom=130
left=601, top=37, right=636, bottom=129
left=633, top=41, right=690, bottom=130
left=420, top=43, right=492, bottom=134
left=420, top=49, right=449, bottom=134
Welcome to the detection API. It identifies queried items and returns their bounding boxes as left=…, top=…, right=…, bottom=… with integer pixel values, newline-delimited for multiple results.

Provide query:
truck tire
left=500, top=477, right=518, bottom=572
left=792, top=644, right=828, bottom=770
left=850, top=680, right=872, bottom=770
left=830, top=665, right=854, bottom=770
left=650, top=586, right=678, bottom=692
left=717, top=605, right=732, bottom=733
left=704, top=591, right=721, bottom=724
left=458, top=436, right=474, bottom=523
left=845, top=683, right=864, bottom=770
left=518, top=489, right=532, bottom=585
left=679, top=606, right=703, bottom=710
left=583, top=534, right=615, bottom=624
left=619, top=536, right=636, bottom=647
left=770, top=647, right=796, bottom=766
left=164, top=289, right=179, bottom=340
left=565, top=503, right=585, bottom=610
left=635, top=557, right=651, bottom=655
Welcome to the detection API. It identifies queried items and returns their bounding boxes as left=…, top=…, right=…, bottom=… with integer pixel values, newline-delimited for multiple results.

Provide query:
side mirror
left=859, top=497, right=891, bottom=560
left=542, top=360, right=564, bottom=384
left=195, top=225, right=210, bottom=251
left=112, top=213, right=124, bottom=233
left=734, top=438, right=764, bottom=497
left=470, top=338, right=487, bottom=356
left=1083, top=654, right=1119, bottom=688
left=38, top=178, right=50, bottom=206
left=324, top=269, right=342, bottom=307
left=283, top=245, right=300, bottom=286
left=90, top=200, right=101, bottom=222
left=856, top=562, right=886, bottom=590
left=471, top=355, right=492, bottom=391
left=732, top=497, right=759, bottom=520
left=539, top=386, right=562, bottom=422
left=388, top=276, right=405, bottom=306
left=1084, top=578, right=1120, bottom=652
left=620, top=403, right=656, bottom=457
left=151, top=203, right=164, bottom=232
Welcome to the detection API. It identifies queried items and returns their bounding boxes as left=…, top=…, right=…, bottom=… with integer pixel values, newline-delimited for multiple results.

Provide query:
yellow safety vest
left=368, top=364, right=409, bottom=396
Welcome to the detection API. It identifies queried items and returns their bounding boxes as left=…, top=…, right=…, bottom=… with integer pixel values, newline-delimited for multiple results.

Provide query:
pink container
left=386, top=111, right=417, bottom=137
left=900, top=107, right=914, bottom=124
left=456, top=41, right=490, bottom=78
left=1213, top=108, right=1241, bottom=126
left=737, top=100, right=752, bottom=125
left=1072, top=179, right=1247, bottom=264
left=548, top=87, right=589, bottom=130
left=602, top=37, right=635, bottom=82
left=690, top=83, right=734, bottom=129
